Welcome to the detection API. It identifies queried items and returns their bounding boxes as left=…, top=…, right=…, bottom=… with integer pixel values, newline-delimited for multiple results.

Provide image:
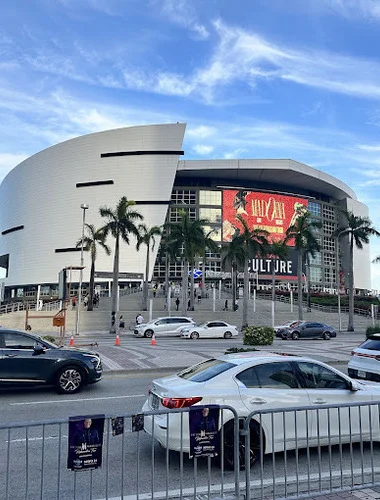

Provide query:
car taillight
left=351, top=351, right=356, bottom=356
left=161, top=396, right=203, bottom=409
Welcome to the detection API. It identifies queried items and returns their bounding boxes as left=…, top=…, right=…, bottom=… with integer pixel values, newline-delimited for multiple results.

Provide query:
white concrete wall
left=0, top=123, right=186, bottom=286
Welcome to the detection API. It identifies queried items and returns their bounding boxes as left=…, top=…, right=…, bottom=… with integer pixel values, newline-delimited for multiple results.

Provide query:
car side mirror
left=350, top=380, right=360, bottom=391
left=33, top=345, right=45, bottom=355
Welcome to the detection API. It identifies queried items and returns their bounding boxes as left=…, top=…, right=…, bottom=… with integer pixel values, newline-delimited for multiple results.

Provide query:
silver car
left=133, top=316, right=196, bottom=338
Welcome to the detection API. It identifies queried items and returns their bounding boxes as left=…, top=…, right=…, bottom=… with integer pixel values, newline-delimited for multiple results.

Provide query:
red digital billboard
left=222, top=189, right=308, bottom=243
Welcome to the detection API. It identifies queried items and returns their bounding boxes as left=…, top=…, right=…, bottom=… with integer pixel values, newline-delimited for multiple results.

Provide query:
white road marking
left=10, top=394, right=145, bottom=405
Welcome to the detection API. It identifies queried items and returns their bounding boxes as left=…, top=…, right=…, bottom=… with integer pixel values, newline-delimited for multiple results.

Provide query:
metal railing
left=0, top=300, right=62, bottom=316
left=2, top=400, right=380, bottom=499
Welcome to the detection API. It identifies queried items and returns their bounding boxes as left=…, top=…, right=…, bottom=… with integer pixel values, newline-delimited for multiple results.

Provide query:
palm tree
left=221, top=236, right=245, bottom=310
left=100, top=197, right=143, bottom=332
left=76, top=223, right=110, bottom=311
left=286, top=210, right=322, bottom=321
left=200, top=229, right=219, bottom=295
left=265, top=239, right=289, bottom=326
left=156, top=231, right=177, bottom=303
left=305, top=237, right=321, bottom=312
left=137, top=224, right=162, bottom=311
left=235, top=214, right=269, bottom=328
left=166, top=211, right=209, bottom=315
left=334, top=211, right=380, bottom=331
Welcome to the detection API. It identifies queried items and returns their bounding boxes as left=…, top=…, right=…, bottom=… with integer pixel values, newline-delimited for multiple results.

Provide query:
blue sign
left=188, top=269, right=202, bottom=279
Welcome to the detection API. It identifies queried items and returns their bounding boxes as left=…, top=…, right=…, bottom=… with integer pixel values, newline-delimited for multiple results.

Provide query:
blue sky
left=2, top=0, right=380, bottom=289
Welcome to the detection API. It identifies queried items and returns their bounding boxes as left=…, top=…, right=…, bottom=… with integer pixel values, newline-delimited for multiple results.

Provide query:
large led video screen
left=222, top=189, right=308, bottom=244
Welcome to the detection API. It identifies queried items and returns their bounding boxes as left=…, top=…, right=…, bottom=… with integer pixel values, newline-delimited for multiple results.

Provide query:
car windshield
left=359, top=338, right=380, bottom=351
left=177, top=359, right=235, bottom=382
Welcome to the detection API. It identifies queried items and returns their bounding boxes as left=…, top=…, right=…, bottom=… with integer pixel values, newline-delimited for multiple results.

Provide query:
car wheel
left=224, top=331, right=232, bottom=339
left=323, top=331, right=331, bottom=340
left=144, top=329, right=154, bottom=338
left=56, top=366, right=84, bottom=394
left=219, top=421, right=262, bottom=470
left=291, top=331, right=300, bottom=340
left=190, top=331, right=199, bottom=339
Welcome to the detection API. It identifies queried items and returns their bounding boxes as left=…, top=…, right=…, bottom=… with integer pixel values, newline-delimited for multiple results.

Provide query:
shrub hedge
left=243, top=326, right=274, bottom=346
left=365, top=325, right=380, bottom=337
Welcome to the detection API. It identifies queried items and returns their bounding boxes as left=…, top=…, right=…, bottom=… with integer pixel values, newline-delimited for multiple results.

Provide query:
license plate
left=357, top=370, right=367, bottom=379
left=150, top=393, right=159, bottom=410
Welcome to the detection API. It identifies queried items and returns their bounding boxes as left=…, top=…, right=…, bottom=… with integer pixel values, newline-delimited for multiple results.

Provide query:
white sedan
left=348, top=334, right=380, bottom=381
left=143, top=352, right=380, bottom=469
left=180, top=321, right=239, bottom=339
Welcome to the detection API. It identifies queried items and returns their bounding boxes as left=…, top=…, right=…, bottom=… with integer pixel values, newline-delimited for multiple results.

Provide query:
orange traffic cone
left=151, top=333, right=156, bottom=346
left=69, top=335, right=75, bottom=347
left=115, top=333, right=121, bottom=346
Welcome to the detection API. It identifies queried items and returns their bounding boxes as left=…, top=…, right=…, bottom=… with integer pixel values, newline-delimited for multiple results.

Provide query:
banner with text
left=222, top=189, right=308, bottom=243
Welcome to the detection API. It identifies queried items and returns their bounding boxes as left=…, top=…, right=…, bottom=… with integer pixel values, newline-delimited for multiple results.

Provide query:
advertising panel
left=222, top=189, right=308, bottom=243
left=189, top=406, right=220, bottom=458
left=67, top=415, right=105, bottom=471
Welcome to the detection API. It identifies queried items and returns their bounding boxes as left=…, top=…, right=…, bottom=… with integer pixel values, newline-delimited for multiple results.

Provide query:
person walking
left=223, top=299, right=228, bottom=311
left=71, top=296, right=77, bottom=310
left=175, top=297, right=180, bottom=311
left=119, top=315, right=125, bottom=330
left=136, top=313, right=144, bottom=325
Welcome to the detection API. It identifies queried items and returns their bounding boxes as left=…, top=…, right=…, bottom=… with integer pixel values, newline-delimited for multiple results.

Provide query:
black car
left=0, top=329, right=102, bottom=394
left=282, top=321, right=337, bottom=340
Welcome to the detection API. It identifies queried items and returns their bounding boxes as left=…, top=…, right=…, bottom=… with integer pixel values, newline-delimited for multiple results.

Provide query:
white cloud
left=113, top=19, right=380, bottom=104
left=324, top=0, right=380, bottom=20
left=57, top=0, right=120, bottom=16
left=358, top=144, right=380, bottom=152
left=192, top=145, right=214, bottom=155
left=157, top=0, right=209, bottom=39
left=187, top=125, right=216, bottom=139
left=223, top=148, right=249, bottom=159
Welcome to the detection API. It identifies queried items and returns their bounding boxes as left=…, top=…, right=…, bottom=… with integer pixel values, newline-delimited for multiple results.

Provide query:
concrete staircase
left=0, top=291, right=375, bottom=334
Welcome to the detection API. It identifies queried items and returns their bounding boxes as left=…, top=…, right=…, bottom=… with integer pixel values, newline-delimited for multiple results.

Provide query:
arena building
left=0, top=122, right=371, bottom=302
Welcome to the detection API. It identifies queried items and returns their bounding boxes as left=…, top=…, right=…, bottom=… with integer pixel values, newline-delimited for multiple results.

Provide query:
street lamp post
left=75, top=203, right=89, bottom=335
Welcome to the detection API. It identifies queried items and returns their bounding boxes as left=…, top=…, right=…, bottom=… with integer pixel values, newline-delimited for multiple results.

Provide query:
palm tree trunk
left=190, top=260, right=195, bottom=311
left=164, top=252, right=169, bottom=299
left=87, top=257, right=95, bottom=312
left=110, top=235, right=119, bottom=333
left=297, top=249, right=303, bottom=321
left=306, top=256, right=311, bottom=312
left=201, top=256, right=206, bottom=296
left=181, top=260, right=188, bottom=316
left=348, top=236, right=355, bottom=331
left=142, top=245, right=149, bottom=311
left=232, top=264, right=236, bottom=307
left=242, top=257, right=249, bottom=329
left=271, top=258, right=276, bottom=328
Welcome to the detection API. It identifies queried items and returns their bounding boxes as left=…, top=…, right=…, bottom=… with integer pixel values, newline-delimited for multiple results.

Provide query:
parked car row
left=133, top=316, right=239, bottom=339
left=133, top=317, right=338, bottom=341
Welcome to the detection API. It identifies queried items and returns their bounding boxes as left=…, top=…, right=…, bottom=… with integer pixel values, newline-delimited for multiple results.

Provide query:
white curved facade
left=0, top=123, right=186, bottom=287
left=0, top=122, right=372, bottom=294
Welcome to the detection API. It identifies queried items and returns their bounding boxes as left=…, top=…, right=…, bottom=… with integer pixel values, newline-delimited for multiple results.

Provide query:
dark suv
left=0, top=329, right=102, bottom=394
